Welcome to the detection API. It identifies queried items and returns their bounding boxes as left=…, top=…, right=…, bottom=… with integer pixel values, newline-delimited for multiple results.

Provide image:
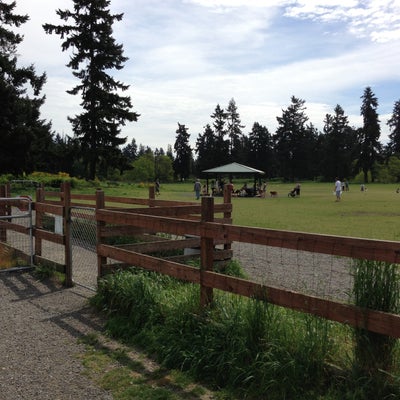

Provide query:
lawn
left=91, top=181, right=400, bottom=241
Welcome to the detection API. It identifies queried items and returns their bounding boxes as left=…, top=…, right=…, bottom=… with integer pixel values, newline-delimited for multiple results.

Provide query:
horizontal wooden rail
left=0, top=221, right=30, bottom=235
left=34, top=228, right=65, bottom=245
left=35, top=202, right=64, bottom=216
left=102, top=203, right=231, bottom=217
left=207, top=223, right=400, bottom=264
left=98, top=244, right=200, bottom=282
left=97, top=209, right=400, bottom=263
left=97, top=209, right=201, bottom=237
left=202, top=271, right=400, bottom=338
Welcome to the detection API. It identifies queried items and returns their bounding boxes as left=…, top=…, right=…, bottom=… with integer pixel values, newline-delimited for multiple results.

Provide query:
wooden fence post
left=0, top=185, right=6, bottom=242
left=224, top=183, right=233, bottom=251
left=149, top=185, right=155, bottom=207
left=63, top=182, right=73, bottom=287
left=200, top=196, right=214, bottom=307
left=34, top=185, right=44, bottom=258
left=96, top=189, right=106, bottom=278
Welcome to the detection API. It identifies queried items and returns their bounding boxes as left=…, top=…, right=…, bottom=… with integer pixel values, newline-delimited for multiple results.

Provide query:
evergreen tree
left=0, top=0, right=51, bottom=175
left=210, top=104, right=229, bottom=165
left=226, top=98, right=245, bottom=162
left=273, top=96, right=312, bottom=180
left=321, top=105, right=358, bottom=180
left=51, top=134, right=81, bottom=175
left=387, top=100, right=400, bottom=156
left=359, top=86, right=381, bottom=182
left=43, top=0, right=139, bottom=180
left=122, top=138, right=138, bottom=162
left=195, top=123, right=216, bottom=173
left=166, top=144, right=174, bottom=162
left=173, top=123, right=192, bottom=180
left=248, top=122, right=274, bottom=176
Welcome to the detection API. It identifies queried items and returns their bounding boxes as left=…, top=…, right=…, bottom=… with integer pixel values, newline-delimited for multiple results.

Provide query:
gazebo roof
left=202, top=162, right=265, bottom=175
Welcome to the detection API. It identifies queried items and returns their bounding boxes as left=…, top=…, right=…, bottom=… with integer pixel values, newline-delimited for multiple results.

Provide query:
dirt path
left=0, top=271, right=112, bottom=400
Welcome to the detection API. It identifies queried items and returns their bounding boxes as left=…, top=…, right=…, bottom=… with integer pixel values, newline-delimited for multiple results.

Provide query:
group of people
left=194, top=179, right=268, bottom=199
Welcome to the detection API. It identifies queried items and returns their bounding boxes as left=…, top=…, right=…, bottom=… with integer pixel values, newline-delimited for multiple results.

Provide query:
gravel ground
left=0, top=271, right=112, bottom=400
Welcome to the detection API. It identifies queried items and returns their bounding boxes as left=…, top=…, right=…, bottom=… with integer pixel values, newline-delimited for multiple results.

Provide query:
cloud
left=12, top=0, right=400, bottom=149
left=285, top=0, right=400, bottom=42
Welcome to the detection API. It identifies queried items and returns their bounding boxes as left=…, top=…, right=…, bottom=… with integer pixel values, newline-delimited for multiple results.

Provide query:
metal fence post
left=34, top=186, right=44, bottom=259
left=96, top=189, right=106, bottom=279
left=63, top=182, right=73, bottom=287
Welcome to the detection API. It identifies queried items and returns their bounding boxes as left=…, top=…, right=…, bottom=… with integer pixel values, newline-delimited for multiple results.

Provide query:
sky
left=13, top=0, right=400, bottom=151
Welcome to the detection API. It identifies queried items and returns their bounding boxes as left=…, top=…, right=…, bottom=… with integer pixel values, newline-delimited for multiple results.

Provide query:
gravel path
left=0, top=271, right=112, bottom=400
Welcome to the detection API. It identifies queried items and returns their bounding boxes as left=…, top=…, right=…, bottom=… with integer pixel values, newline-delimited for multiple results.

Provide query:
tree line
left=173, top=91, right=400, bottom=183
left=1, top=1, right=400, bottom=184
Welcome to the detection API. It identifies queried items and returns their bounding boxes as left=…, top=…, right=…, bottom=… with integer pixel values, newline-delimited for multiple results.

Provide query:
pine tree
left=195, top=124, right=216, bottom=173
left=387, top=100, right=400, bottom=156
left=173, top=123, right=192, bottom=180
left=226, top=98, right=245, bottom=162
left=122, top=138, right=138, bottom=162
left=0, top=0, right=51, bottom=175
left=43, top=0, right=139, bottom=180
left=321, top=104, right=358, bottom=180
left=359, top=86, right=381, bottom=182
left=273, top=96, right=311, bottom=181
left=210, top=104, right=229, bottom=165
left=248, top=122, right=273, bottom=176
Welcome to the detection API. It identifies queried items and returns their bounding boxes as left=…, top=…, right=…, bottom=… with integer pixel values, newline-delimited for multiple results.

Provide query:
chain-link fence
left=70, top=206, right=97, bottom=290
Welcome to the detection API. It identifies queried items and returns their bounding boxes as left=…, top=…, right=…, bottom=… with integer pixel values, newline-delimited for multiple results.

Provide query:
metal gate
left=70, top=206, right=97, bottom=290
left=0, top=197, right=34, bottom=272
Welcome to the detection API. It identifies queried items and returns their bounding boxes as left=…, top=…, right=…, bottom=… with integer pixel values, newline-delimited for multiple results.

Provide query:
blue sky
left=14, top=0, right=400, bottom=151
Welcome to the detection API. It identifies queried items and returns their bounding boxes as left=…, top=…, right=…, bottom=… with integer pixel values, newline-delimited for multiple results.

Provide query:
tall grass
left=93, top=268, right=343, bottom=399
left=351, top=260, right=400, bottom=381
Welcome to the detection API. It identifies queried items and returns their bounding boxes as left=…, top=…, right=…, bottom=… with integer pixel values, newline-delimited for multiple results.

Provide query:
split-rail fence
left=0, top=181, right=399, bottom=339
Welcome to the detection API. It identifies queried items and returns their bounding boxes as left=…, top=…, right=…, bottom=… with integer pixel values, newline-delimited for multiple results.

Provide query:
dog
left=270, top=191, right=278, bottom=197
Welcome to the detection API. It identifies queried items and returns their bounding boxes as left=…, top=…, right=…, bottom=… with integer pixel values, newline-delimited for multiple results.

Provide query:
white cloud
left=12, top=0, right=400, bottom=150
left=285, top=0, right=400, bottom=42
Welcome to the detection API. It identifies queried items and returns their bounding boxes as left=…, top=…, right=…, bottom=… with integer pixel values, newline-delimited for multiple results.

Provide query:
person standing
left=334, top=177, right=341, bottom=201
left=194, top=179, right=202, bottom=200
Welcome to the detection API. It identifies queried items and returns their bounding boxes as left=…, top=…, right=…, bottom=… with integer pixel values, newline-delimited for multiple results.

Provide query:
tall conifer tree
left=43, top=0, right=139, bottom=180
left=387, top=100, right=400, bottom=156
left=210, top=104, right=229, bottom=165
left=0, top=0, right=51, bottom=174
left=321, top=104, right=357, bottom=180
left=359, top=86, right=381, bottom=182
left=226, top=98, right=245, bottom=162
left=273, top=96, right=310, bottom=181
left=173, top=123, right=192, bottom=180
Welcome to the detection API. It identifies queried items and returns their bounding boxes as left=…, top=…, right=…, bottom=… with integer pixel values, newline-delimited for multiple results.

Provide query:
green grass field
left=92, top=181, right=400, bottom=241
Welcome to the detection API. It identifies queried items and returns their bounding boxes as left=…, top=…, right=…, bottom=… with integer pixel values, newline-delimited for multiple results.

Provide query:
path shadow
left=0, top=271, right=104, bottom=338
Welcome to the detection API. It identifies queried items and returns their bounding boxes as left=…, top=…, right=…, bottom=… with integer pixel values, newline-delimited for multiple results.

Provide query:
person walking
left=194, top=179, right=202, bottom=200
left=334, top=177, right=342, bottom=201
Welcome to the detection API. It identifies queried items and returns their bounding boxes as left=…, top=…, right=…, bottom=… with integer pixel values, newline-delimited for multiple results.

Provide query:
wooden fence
left=1, top=182, right=400, bottom=338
